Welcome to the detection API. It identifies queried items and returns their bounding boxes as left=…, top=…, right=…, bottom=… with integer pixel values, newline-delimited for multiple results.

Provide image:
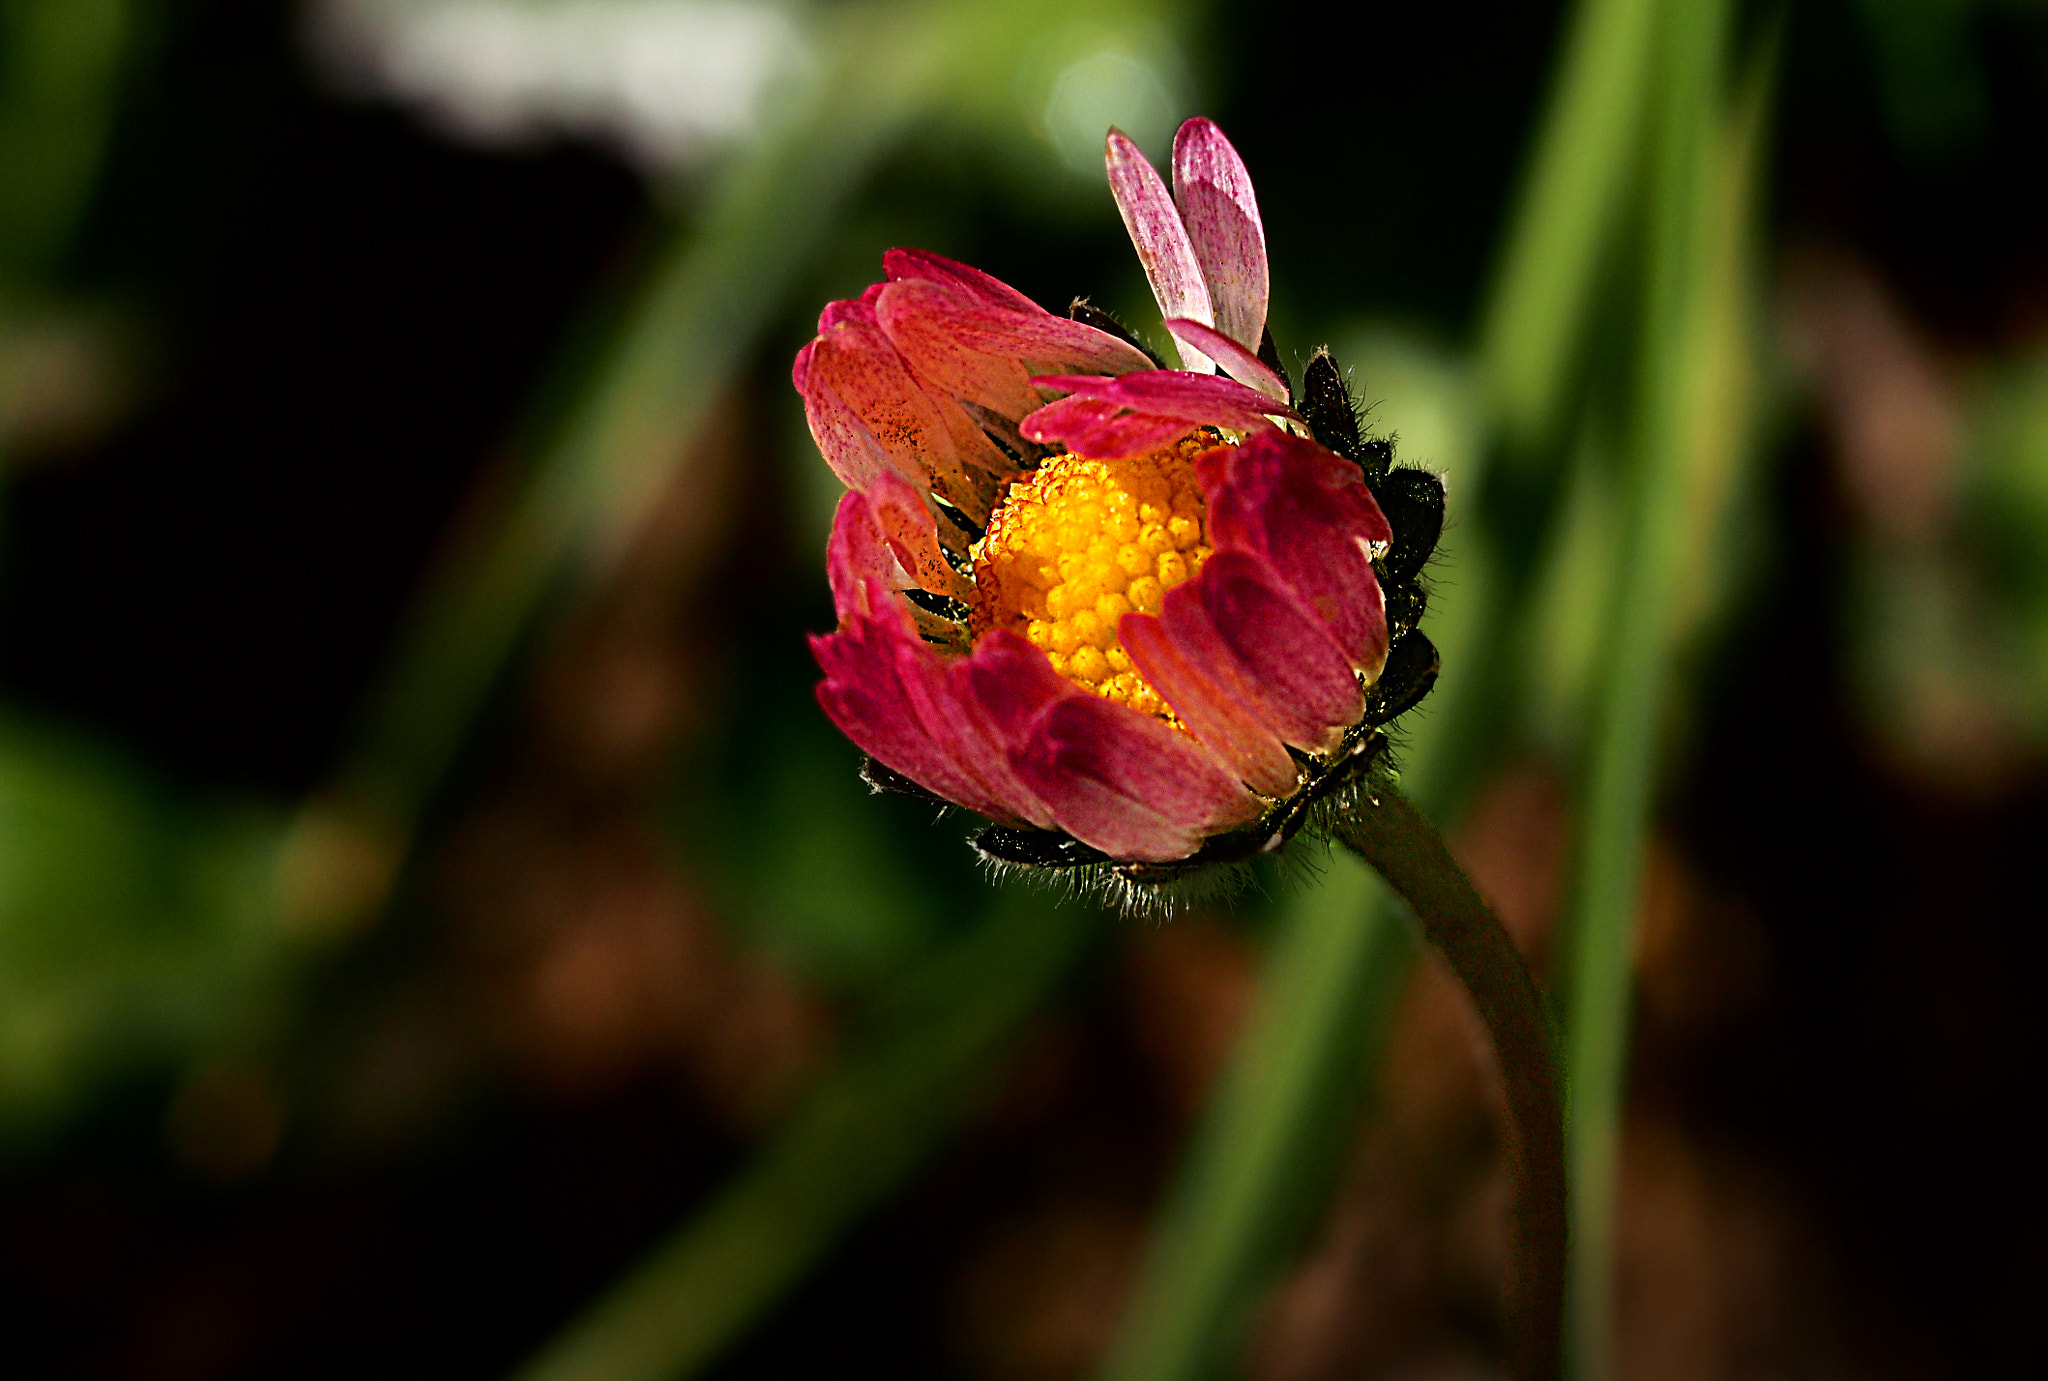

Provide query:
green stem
left=1335, top=785, right=1565, bottom=1381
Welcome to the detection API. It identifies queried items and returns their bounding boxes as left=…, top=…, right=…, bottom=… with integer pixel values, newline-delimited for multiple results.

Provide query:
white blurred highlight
left=310, top=0, right=812, bottom=173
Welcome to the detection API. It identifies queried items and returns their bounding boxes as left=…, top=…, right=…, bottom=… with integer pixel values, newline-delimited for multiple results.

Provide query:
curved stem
left=1334, top=784, right=1565, bottom=1381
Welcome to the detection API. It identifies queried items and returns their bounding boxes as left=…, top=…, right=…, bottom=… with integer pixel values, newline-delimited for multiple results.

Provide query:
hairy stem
left=1334, top=784, right=1565, bottom=1381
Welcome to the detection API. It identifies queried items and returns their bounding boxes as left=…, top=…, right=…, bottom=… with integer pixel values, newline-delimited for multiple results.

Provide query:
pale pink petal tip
left=1171, top=118, right=1269, bottom=354
left=1105, top=127, right=1215, bottom=372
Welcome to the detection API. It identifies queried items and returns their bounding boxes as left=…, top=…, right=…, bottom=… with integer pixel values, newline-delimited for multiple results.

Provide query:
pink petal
left=814, top=497, right=1055, bottom=827
left=1163, top=318, right=1288, bottom=402
left=1118, top=610, right=1301, bottom=798
left=1198, top=431, right=1391, bottom=675
left=960, top=633, right=1259, bottom=861
left=866, top=470, right=975, bottom=602
left=1154, top=553, right=1360, bottom=754
left=814, top=625, right=1021, bottom=826
left=804, top=311, right=1009, bottom=512
left=1019, top=395, right=1198, bottom=460
left=881, top=249, right=1153, bottom=378
left=897, top=640, right=1063, bottom=829
left=823, top=488, right=903, bottom=616
left=1029, top=370, right=1294, bottom=430
left=1106, top=128, right=1215, bottom=372
left=884, top=247, right=1042, bottom=315
left=875, top=278, right=1044, bottom=422
left=1171, top=118, right=1268, bottom=355
left=797, top=341, right=899, bottom=494
left=1006, top=691, right=1262, bottom=862
left=1195, top=551, right=1364, bottom=746
left=1154, top=575, right=1324, bottom=752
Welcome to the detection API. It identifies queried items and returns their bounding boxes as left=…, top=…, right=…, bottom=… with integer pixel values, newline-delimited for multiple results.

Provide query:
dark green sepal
left=1383, top=580, right=1427, bottom=642
left=1069, top=298, right=1165, bottom=369
left=861, top=756, right=954, bottom=808
left=1362, top=629, right=1439, bottom=726
left=1258, top=326, right=1291, bottom=398
left=972, top=825, right=1113, bottom=869
left=1300, top=350, right=1366, bottom=466
left=1376, top=468, right=1445, bottom=587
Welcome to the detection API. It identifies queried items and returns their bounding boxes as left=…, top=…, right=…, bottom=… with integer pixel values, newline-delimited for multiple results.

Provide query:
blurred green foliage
left=3, top=0, right=2048, bottom=1378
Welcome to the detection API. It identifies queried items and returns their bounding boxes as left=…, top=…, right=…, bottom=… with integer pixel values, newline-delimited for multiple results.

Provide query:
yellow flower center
left=971, top=431, right=1215, bottom=722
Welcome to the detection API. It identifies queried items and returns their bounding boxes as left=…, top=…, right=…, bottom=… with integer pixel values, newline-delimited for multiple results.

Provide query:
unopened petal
left=875, top=278, right=1045, bottom=422
left=1013, top=699, right=1261, bottom=863
left=798, top=342, right=899, bottom=494
left=884, top=247, right=1042, bottom=314
left=823, top=488, right=902, bottom=617
left=1106, top=128, right=1215, bottom=372
left=1171, top=118, right=1269, bottom=354
left=882, top=249, right=1153, bottom=378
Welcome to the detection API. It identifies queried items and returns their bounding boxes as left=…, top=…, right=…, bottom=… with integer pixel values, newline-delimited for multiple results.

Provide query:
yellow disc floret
left=972, top=431, right=1215, bottom=722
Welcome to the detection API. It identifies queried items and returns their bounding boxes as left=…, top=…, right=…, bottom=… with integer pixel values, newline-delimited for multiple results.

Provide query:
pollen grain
left=971, top=432, right=1215, bottom=721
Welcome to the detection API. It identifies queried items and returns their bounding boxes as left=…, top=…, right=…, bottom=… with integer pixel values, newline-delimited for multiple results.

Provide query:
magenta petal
left=1017, top=697, right=1260, bottom=863
left=884, top=247, right=1042, bottom=315
left=1154, top=576, right=1324, bottom=751
left=814, top=626, right=1018, bottom=826
left=1019, top=395, right=1197, bottom=460
left=1162, top=318, right=1288, bottom=402
left=1105, top=128, right=1215, bottom=372
left=1171, top=118, right=1269, bottom=356
left=814, top=502, right=1055, bottom=828
left=876, top=279, right=1042, bottom=422
left=900, top=644, right=1062, bottom=830
left=959, top=632, right=1258, bottom=861
left=1198, top=431, right=1392, bottom=675
left=1197, top=551, right=1364, bottom=746
left=880, top=250, right=1152, bottom=378
left=1030, top=370, right=1294, bottom=430
left=866, top=471, right=975, bottom=601
left=823, top=488, right=902, bottom=617
left=1118, top=611, right=1301, bottom=798
left=1011, top=693, right=1261, bottom=863
left=805, top=313, right=1010, bottom=512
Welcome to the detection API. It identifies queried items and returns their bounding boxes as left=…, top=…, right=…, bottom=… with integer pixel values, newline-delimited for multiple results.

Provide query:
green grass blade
left=510, top=889, right=1099, bottom=1381
left=1479, top=0, right=1660, bottom=457
left=1558, top=6, right=1771, bottom=1378
left=1097, top=854, right=1415, bottom=1381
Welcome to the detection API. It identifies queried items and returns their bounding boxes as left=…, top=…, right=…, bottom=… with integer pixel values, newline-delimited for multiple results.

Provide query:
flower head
left=798, top=118, right=1443, bottom=901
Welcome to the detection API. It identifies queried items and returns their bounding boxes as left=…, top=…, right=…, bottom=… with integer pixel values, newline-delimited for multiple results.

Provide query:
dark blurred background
left=2, top=0, right=2045, bottom=1378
